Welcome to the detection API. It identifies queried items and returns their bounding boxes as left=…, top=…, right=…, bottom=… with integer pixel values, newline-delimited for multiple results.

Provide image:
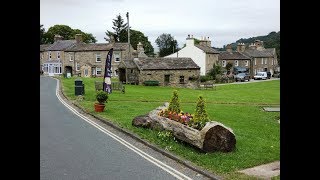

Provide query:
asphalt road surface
left=40, top=76, right=213, bottom=180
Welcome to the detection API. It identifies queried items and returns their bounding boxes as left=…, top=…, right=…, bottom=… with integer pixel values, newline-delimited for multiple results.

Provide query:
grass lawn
left=60, top=77, right=280, bottom=179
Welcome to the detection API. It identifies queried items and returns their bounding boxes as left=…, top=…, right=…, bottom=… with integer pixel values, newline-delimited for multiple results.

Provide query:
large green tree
left=119, top=29, right=154, bottom=56
left=155, top=33, right=178, bottom=57
left=44, top=24, right=97, bottom=44
left=104, top=14, right=127, bottom=42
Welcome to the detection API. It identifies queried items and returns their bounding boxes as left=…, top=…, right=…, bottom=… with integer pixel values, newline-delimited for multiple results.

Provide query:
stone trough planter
left=132, top=103, right=236, bottom=153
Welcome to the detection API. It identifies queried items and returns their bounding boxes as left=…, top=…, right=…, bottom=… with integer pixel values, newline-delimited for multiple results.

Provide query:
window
left=49, top=51, right=51, bottom=60
left=114, top=53, right=120, bottom=62
left=222, top=60, right=226, bottom=67
left=254, top=69, right=257, bottom=75
left=96, top=67, right=102, bottom=75
left=264, top=58, right=268, bottom=64
left=57, top=51, right=60, bottom=59
left=254, top=59, right=256, bottom=65
left=76, top=62, right=80, bottom=71
left=96, top=54, right=101, bottom=62
left=245, top=60, right=249, bottom=66
left=43, top=64, right=48, bottom=73
left=84, top=69, right=88, bottom=76
left=272, top=59, right=274, bottom=65
left=69, top=54, right=73, bottom=61
left=114, top=69, right=118, bottom=76
left=179, top=76, right=185, bottom=83
left=261, top=58, right=264, bottom=64
left=131, top=69, right=134, bottom=73
left=235, top=60, right=238, bottom=66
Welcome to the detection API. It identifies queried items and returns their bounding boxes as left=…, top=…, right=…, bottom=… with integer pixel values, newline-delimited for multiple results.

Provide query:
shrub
left=168, top=90, right=181, bottom=114
left=190, top=95, right=210, bottom=130
left=96, top=90, right=109, bottom=104
left=200, top=75, right=211, bottom=82
left=143, top=80, right=159, bottom=86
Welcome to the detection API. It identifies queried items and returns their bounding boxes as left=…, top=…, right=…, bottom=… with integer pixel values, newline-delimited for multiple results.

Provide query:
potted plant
left=94, top=90, right=109, bottom=112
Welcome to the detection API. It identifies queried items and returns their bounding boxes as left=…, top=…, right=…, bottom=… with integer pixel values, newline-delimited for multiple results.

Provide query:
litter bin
left=75, top=79, right=85, bottom=96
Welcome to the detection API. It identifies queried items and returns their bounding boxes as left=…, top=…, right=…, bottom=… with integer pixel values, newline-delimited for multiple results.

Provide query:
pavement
left=238, top=161, right=280, bottom=179
left=52, top=76, right=280, bottom=179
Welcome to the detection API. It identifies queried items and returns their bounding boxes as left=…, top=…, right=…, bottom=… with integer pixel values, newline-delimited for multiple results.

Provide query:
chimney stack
left=249, top=43, right=256, bottom=49
left=54, top=35, right=63, bottom=42
left=75, top=34, right=83, bottom=43
left=237, top=43, right=246, bottom=52
left=226, top=44, right=233, bottom=53
left=254, top=40, right=264, bottom=50
left=206, top=37, right=211, bottom=47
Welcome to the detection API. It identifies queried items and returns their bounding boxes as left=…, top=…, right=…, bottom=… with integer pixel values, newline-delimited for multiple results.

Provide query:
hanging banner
left=103, top=48, right=113, bottom=94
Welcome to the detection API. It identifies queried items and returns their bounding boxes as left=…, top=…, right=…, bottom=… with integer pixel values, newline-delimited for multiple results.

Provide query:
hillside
left=216, top=31, right=280, bottom=65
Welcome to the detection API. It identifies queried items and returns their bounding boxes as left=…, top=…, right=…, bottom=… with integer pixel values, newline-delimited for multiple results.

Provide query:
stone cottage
left=165, top=35, right=219, bottom=76
left=218, top=44, right=252, bottom=75
left=40, top=34, right=135, bottom=77
left=240, top=40, right=279, bottom=77
left=118, top=57, right=200, bottom=87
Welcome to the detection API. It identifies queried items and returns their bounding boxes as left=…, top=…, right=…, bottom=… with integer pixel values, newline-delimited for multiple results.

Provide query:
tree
left=208, top=64, right=223, bottom=79
left=45, top=25, right=97, bottom=44
left=155, top=33, right=178, bottom=57
left=119, top=29, right=154, bottom=56
left=104, top=14, right=127, bottom=42
left=40, top=24, right=45, bottom=44
left=226, top=62, right=233, bottom=74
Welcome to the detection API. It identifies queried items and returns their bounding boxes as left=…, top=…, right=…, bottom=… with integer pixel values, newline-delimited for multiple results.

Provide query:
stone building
left=165, top=35, right=219, bottom=75
left=241, top=40, right=279, bottom=77
left=118, top=57, right=200, bottom=87
left=40, top=34, right=135, bottom=77
left=218, top=44, right=251, bottom=75
left=218, top=41, right=279, bottom=77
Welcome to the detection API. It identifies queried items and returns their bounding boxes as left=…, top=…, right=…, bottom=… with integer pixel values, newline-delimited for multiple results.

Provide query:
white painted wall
left=165, top=38, right=207, bottom=75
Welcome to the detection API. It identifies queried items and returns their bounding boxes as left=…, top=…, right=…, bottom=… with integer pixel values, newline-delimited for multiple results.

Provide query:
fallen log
left=132, top=103, right=236, bottom=152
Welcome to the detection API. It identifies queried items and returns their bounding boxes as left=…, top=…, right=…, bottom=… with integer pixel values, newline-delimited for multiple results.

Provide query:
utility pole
left=126, top=12, right=130, bottom=59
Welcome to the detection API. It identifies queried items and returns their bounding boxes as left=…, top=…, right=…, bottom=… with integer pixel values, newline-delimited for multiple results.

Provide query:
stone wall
left=205, top=54, right=219, bottom=74
left=138, top=69, right=200, bottom=87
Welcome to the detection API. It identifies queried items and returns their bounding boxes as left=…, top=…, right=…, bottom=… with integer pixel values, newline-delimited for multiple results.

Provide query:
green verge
left=60, top=77, right=280, bottom=179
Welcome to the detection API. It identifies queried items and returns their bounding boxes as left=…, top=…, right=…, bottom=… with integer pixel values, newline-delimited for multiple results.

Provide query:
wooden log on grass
left=132, top=103, right=236, bottom=152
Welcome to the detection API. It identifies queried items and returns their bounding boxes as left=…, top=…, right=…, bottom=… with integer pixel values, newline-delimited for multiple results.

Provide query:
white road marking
left=54, top=78, right=192, bottom=180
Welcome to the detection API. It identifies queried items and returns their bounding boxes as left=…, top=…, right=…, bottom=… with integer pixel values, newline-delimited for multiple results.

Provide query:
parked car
left=235, top=73, right=251, bottom=82
left=254, top=72, right=268, bottom=80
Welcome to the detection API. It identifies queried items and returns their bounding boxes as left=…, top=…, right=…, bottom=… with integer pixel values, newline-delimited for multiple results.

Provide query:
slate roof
left=195, top=44, right=219, bottom=54
left=46, top=40, right=77, bottom=51
left=134, top=57, right=200, bottom=70
left=243, top=48, right=275, bottom=58
left=40, top=44, right=52, bottom=52
left=65, top=42, right=130, bottom=52
left=66, top=43, right=112, bottom=51
left=218, top=51, right=251, bottom=60
left=121, top=59, right=138, bottom=69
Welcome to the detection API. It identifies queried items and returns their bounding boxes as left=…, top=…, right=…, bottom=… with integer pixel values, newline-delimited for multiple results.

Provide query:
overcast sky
left=40, top=0, right=280, bottom=50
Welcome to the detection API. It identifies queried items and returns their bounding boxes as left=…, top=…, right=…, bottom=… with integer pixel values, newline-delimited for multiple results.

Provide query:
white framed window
left=43, top=64, right=48, bottom=73
left=49, top=51, right=52, bottom=60
left=245, top=60, right=249, bottom=66
left=235, top=60, right=238, bottom=66
left=76, top=62, right=80, bottom=71
left=264, top=58, right=268, bottom=64
left=114, top=53, right=120, bottom=62
left=254, top=59, right=256, bottom=65
left=69, top=54, right=73, bottom=62
left=96, top=54, right=101, bottom=62
left=222, top=60, right=226, bottom=67
left=272, top=59, right=274, bottom=65
left=261, top=58, right=264, bottom=65
left=84, top=68, right=88, bottom=76
left=96, top=67, right=102, bottom=75
left=254, top=69, right=257, bottom=75
left=57, top=51, right=60, bottom=59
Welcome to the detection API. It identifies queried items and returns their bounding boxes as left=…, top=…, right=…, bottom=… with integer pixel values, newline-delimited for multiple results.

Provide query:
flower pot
left=94, top=103, right=105, bottom=112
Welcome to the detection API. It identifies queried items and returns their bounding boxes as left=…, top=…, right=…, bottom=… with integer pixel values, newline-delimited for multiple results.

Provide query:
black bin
left=75, top=79, right=85, bottom=96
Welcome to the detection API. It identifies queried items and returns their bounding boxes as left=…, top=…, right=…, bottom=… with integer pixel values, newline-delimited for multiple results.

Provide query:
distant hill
left=216, top=31, right=280, bottom=65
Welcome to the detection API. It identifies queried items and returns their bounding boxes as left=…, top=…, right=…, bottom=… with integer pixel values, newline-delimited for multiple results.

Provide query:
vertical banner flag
left=103, top=48, right=113, bottom=94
